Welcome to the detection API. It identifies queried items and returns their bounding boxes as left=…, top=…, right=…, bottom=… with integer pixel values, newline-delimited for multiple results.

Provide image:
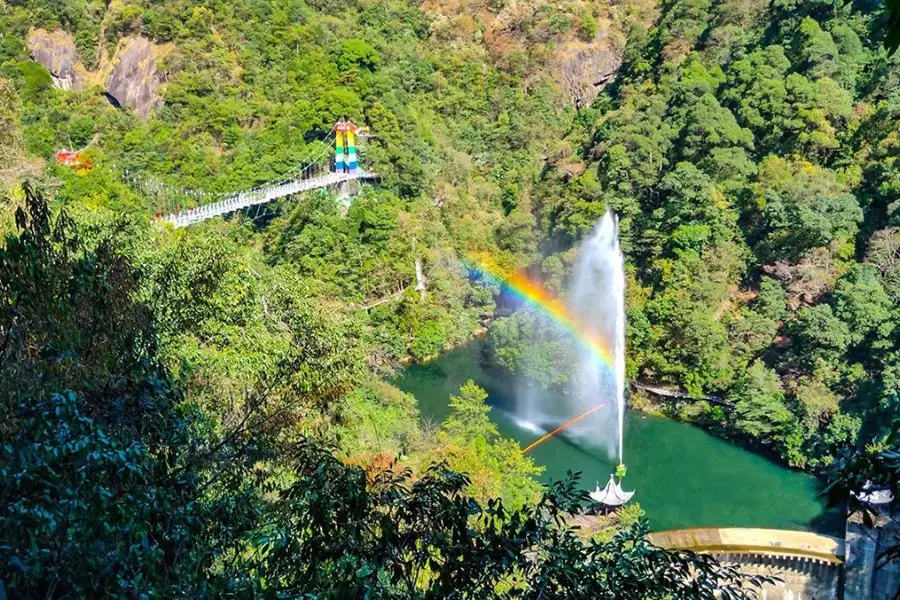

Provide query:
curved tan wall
left=649, top=528, right=845, bottom=600
left=649, top=527, right=845, bottom=564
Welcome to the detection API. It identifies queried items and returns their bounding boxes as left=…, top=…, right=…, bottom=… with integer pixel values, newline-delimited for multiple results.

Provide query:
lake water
left=394, top=340, right=843, bottom=535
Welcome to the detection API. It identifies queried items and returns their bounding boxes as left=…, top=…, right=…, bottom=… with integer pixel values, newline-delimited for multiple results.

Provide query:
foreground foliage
left=243, top=446, right=769, bottom=599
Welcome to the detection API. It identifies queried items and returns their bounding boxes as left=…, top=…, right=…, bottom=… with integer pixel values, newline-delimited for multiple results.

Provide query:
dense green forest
left=0, top=0, right=580, bottom=511
left=1, top=0, right=900, bottom=596
left=0, top=0, right=586, bottom=363
left=492, top=0, right=900, bottom=470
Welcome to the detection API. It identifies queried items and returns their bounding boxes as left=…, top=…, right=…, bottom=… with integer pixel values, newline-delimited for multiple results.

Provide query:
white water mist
left=568, top=210, right=626, bottom=464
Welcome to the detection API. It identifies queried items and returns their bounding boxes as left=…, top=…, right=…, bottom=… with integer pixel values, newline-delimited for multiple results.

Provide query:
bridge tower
left=334, top=120, right=360, bottom=175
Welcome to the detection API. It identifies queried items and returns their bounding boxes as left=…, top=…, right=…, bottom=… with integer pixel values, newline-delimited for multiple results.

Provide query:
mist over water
left=568, top=211, right=626, bottom=463
left=517, top=211, right=626, bottom=463
left=514, top=380, right=545, bottom=434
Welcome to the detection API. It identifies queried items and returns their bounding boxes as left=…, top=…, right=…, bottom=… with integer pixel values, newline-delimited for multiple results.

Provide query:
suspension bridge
left=137, top=121, right=376, bottom=228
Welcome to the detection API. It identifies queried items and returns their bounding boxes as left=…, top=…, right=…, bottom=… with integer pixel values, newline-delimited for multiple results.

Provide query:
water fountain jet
left=569, top=213, right=626, bottom=452
left=469, top=212, right=632, bottom=503
left=568, top=211, right=632, bottom=506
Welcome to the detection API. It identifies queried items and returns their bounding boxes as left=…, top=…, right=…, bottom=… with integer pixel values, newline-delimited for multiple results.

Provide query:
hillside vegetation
left=493, top=0, right=900, bottom=470
left=1, top=0, right=900, bottom=595
left=0, top=0, right=631, bottom=361
left=0, top=0, right=598, bottom=504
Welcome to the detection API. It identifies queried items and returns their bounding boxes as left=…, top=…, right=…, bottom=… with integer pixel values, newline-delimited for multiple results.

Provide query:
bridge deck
left=162, top=170, right=375, bottom=228
left=648, top=527, right=845, bottom=565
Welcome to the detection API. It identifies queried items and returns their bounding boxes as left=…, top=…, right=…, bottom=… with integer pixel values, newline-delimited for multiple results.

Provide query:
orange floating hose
left=521, top=404, right=606, bottom=454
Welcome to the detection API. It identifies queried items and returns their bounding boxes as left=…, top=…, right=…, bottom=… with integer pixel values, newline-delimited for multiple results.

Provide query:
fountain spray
left=569, top=210, right=627, bottom=469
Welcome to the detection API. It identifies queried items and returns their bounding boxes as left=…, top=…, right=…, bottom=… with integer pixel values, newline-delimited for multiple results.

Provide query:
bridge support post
left=337, top=179, right=352, bottom=206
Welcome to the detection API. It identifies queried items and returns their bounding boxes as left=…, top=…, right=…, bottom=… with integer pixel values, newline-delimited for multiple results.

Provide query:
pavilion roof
left=852, top=481, right=894, bottom=505
left=589, top=474, right=634, bottom=507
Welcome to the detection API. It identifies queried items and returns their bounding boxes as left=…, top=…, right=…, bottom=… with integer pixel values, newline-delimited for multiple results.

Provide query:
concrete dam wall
left=649, top=528, right=845, bottom=599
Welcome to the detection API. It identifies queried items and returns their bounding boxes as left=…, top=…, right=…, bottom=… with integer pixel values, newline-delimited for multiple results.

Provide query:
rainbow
left=464, top=256, right=617, bottom=375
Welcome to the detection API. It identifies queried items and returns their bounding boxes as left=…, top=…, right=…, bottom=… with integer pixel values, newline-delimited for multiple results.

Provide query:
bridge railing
left=162, top=170, right=373, bottom=228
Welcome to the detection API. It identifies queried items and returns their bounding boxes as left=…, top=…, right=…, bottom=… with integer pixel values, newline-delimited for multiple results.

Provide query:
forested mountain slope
left=0, top=0, right=642, bottom=363
left=2, top=0, right=900, bottom=596
left=493, top=0, right=900, bottom=470
left=2, top=0, right=899, bottom=474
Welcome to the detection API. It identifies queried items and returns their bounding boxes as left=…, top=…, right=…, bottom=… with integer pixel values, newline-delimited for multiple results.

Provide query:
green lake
left=394, top=340, right=844, bottom=536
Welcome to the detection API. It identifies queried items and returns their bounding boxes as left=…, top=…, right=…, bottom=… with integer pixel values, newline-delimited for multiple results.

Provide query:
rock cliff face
left=423, top=0, right=627, bottom=108
left=28, top=30, right=168, bottom=119
left=105, top=37, right=168, bottom=119
left=556, top=33, right=623, bottom=108
left=27, top=29, right=85, bottom=91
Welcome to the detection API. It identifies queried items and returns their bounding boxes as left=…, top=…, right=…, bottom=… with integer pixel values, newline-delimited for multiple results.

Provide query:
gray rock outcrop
left=559, top=43, right=623, bottom=108
left=105, top=36, right=167, bottom=119
left=28, top=29, right=168, bottom=119
left=27, top=29, right=84, bottom=91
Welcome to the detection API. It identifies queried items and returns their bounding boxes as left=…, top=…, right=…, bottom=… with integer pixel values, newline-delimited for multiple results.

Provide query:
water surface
left=394, top=341, right=843, bottom=535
